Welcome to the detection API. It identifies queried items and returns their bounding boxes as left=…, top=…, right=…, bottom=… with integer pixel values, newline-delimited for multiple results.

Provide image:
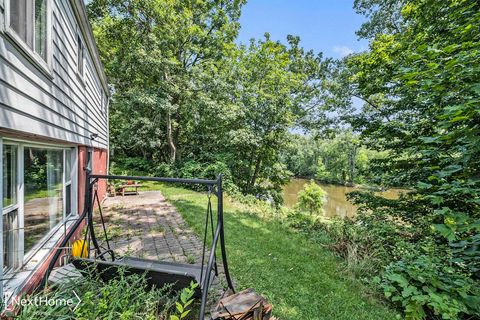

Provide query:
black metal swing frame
left=41, top=169, right=235, bottom=320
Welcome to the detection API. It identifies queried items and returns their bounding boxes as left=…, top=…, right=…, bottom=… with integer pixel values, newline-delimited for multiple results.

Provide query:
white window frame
left=0, top=139, right=77, bottom=271
left=3, top=0, right=53, bottom=76
left=1, top=141, right=22, bottom=273
left=63, top=148, right=77, bottom=217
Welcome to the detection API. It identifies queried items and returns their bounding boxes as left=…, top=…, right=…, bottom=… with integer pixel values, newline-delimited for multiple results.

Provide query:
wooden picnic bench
left=116, top=183, right=143, bottom=196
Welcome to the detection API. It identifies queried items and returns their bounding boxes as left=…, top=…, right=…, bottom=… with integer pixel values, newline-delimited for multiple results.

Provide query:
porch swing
left=42, top=170, right=235, bottom=320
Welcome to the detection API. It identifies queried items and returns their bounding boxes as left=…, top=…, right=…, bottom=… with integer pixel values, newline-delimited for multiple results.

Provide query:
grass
left=140, top=182, right=400, bottom=320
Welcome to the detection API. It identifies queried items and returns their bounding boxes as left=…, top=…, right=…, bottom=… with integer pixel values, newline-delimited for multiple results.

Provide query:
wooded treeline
left=88, top=0, right=328, bottom=202
left=87, top=0, right=479, bottom=318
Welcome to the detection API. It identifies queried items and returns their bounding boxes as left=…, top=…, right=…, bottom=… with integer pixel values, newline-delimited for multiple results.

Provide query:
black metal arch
left=41, top=169, right=235, bottom=320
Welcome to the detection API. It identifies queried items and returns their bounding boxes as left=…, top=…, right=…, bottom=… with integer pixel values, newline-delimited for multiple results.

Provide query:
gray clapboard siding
left=0, top=55, right=107, bottom=141
left=0, top=0, right=109, bottom=149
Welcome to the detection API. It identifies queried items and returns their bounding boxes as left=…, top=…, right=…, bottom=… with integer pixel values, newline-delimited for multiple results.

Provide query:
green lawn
left=141, top=182, right=399, bottom=319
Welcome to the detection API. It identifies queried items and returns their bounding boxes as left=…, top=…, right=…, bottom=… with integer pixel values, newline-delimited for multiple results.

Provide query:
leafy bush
left=296, top=180, right=326, bottom=215
left=170, top=281, right=198, bottom=320
left=376, top=249, right=480, bottom=320
left=154, top=163, right=174, bottom=177
left=202, top=161, right=237, bottom=193
left=15, top=269, right=189, bottom=320
left=118, top=157, right=153, bottom=173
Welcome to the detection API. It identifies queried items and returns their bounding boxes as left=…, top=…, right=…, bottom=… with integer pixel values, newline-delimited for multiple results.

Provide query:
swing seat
left=72, top=256, right=214, bottom=298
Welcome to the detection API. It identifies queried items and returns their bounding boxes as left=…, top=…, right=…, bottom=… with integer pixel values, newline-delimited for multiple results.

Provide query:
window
left=1, top=142, right=76, bottom=271
left=86, top=148, right=93, bottom=171
left=77, top=33, right=84, bottom=76
left=8, top=0, right=49, bottom=61
left=34, top=0, right=48, bottom=60
left=64, top=149, right=72, bottom=216
left=2, top=145, right=20, bottom=270
left=24, top=147, right=64, bottom=253
left=101, top=91, right=108, bottom=114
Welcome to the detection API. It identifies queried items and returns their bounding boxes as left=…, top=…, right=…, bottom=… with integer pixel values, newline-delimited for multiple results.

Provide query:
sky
left=236, top=0, right=368, bottom=58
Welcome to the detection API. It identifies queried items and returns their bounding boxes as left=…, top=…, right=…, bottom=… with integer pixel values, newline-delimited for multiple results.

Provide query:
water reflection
left=283, top=179, right=404, bottom=218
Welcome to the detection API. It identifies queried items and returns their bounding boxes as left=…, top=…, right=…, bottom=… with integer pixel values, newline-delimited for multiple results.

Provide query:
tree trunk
left=167, top=110, right=176, bottom=163
left=249, top=155, right=262, bottom=192
left=245, top=149, right=256, bottom=191
left=347, top=145, right=357, bottom=186
left=163, top=71, right=177, bottom=163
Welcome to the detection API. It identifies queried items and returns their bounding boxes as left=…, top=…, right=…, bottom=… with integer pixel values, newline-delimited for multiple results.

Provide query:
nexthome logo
left=4, top=290, right=82, bottom=312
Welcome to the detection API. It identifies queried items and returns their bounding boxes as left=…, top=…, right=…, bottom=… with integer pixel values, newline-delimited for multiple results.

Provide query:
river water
left=282, top=179, right=403, bottom=218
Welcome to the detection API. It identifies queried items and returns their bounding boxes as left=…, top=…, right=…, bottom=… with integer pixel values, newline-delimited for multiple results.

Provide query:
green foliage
left=319, top=0, right=480, bottom=318
left=89, top=0, right=480, bottom=318
left=88, top=0, right=326, bottom=201
left=170, top=281, right=198, bottom=320
left=296, top=180, right=326, bottom=215
left=16, top=269, right=177, bottom=320
left=154, top=162, right=175, bottom=178
left=282, top=131, right=384, bottom=185
left=158, top=184, right=400, bottom=320
left=378, top=250, right=480, bottom=320
left=116, top=156, right=153, bottom=173
left=88, top=0, right=245, bottom=164
left=317, top=217, right=387, bottom=277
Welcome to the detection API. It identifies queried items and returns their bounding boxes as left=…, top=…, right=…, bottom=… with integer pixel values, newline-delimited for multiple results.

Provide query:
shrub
left=119, top=157, right=153, bottom=173
left=296, top=180, right=326, bottom=215
left=170, top=281, right=198, bottom=320
left=377, top=248, right=480, bottom=320
left=15, top=269, right=186, bottom=320
left=154, top=163, right=174, bottom=177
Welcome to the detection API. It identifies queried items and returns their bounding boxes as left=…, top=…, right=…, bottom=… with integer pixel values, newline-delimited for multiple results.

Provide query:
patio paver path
left=96, top=191, right=230, bottom=313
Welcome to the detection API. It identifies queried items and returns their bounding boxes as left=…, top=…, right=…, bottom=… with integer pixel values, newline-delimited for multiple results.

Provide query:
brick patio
left=95, top=191, right=229, bottom=311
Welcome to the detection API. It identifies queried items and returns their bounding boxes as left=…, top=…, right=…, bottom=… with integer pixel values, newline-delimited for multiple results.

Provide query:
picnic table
left=116, top=183, right=143, bottom=196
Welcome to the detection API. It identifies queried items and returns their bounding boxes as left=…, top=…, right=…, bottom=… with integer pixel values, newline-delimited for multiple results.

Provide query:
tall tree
left=225, top=35, right=325, bottom=197
left=329, top=1, right=480, bottom=318
left=88, top=0, right=245, bottom=162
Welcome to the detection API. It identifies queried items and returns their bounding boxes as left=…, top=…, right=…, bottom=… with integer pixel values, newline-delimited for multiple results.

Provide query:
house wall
left=5, top=146, right=108, bottom=311
left=92, top=147, right=108, bottom=199
left=77, top=146, right=108, bottom=215
left=0, top=0, right=109, bottom=150
left=0, top=0, right=109, bottom=311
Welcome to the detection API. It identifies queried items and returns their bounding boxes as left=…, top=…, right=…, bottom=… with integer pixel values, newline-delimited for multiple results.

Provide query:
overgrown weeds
left=15, top=267, right=197, bottom=320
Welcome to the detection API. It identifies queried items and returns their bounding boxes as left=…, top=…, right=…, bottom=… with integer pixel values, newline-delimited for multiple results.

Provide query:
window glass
left=2, top=145, right=17, bottom=208
left=10, top=0, right=29, bottom=46
left=86, top=149, right=92, bottom=171
left=9, top=0, right=48, bottom=61
left=24, top=148, right=63, bottom=253
left=34, top=0, right=47, bottom=60
left=65, top=149, right=72, bottom=182
left=65, top=184, right=72, bottom=216
left=77, top=34, right=84, bottom=75
left=3, top=209, right=19, bottom=270
left=65, top=149, right=72, bottom=216
left=2, top=145, right=19, bottom=270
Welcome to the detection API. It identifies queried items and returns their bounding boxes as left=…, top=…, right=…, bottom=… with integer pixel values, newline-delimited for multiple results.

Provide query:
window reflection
left=2, top=144, right=17, bottom=208
left=3, top=145, right=19, bottom=270
left=24, top=148, right=63, bottom=253
left=3, top=209, right=19, bottom=270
